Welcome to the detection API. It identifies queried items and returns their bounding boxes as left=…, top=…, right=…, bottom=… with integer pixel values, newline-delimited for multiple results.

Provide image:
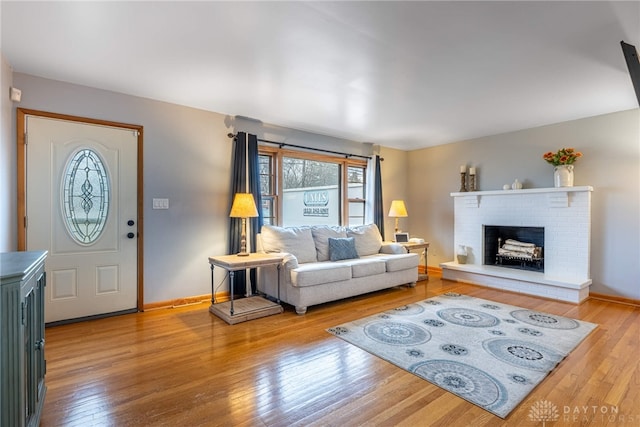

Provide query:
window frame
left=258, top=145, right=367, bottom=226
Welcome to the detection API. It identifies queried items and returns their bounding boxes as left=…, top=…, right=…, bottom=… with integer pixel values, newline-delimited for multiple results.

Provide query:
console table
left=208, top=253, right=283, bottom=324
left=400, top=242, right=429, bottom=281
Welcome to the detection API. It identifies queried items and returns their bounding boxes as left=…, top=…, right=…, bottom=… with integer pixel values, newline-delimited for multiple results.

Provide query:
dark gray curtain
left=228, top=132, right=248, bottom=297
left=228, top=132, right=262, bottom=297
left=373, top=155, right=385, bottom=237
left=247, top=134, right=263, bottom=294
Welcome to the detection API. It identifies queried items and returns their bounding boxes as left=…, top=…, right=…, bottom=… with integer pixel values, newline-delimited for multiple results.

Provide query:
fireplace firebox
left=483, top=225, right=544, bottom=272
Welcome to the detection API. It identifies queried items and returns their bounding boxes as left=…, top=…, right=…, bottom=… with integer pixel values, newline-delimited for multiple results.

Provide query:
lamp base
left=237, top=252, right=250, bottom=257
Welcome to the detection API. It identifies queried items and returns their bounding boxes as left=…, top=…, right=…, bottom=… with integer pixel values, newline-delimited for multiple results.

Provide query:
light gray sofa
left=256, top=224, right=419, bottom=314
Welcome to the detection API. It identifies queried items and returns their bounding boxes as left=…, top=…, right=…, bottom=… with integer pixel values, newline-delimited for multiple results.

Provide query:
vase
left=511, top=179, right=522, bottom=190
left=554, top=165, right=574, bottom=187
left=456, top=245, right=468, bottom=264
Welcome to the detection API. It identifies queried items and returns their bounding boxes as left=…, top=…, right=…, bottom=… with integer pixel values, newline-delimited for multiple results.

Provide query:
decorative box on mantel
left=441, top=186, right=593, bottom=303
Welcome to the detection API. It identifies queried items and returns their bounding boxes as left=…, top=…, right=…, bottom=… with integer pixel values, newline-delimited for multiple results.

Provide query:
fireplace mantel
left=442, top=186, right=593, bottom=303
left=451, top=186, right=593, bottom=197
left=451, top=186, right=593, bottom=208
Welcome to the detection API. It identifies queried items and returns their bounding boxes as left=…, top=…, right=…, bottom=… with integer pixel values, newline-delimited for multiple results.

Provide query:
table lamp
left=388, top=200, right=408, bottom=233
left=230, top=193, right=259, bottom=256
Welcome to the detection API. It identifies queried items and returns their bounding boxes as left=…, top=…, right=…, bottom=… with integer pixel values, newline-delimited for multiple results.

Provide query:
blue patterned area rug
left=327, top=293, right=597, bottom=418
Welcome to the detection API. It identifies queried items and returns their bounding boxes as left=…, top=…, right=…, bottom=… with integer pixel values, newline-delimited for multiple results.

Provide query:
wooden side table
left=208, top=253, right=284, bottom=324
left=400, top=242, right=429, bottom=281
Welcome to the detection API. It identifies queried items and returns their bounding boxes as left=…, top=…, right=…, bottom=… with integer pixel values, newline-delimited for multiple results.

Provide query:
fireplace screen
left=484, top=226, right=544, bottom=272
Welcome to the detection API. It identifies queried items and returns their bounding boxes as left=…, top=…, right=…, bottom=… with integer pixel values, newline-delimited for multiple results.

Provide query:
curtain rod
left=227, top=133, right=380, bottom=161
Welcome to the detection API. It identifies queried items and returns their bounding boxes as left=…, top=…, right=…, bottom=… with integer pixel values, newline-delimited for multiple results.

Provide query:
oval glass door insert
left=62, top=148, right=110, bottom=244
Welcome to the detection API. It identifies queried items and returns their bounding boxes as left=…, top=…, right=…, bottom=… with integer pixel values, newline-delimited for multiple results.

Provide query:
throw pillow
left=260, top=225, right=318, bottom=264
left=328, top=237, right=359, bottom=261
left=347, top=223, right=383, bottom=256
left=311, top=226, right=348, bottom=262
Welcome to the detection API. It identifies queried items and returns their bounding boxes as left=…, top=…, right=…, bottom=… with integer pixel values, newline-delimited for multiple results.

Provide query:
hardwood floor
left=41, top=278, right=640, bottom=426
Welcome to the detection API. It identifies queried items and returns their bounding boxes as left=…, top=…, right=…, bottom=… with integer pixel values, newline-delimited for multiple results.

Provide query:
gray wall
left=378, top=146, right=409, bottom=241
left=3, top=71, right=638, bottom=301
left=407, top=109, right=640, bottom=300
left=8, top=73, right=374, bottom=304
left=1, top=53, right=15, bottom=252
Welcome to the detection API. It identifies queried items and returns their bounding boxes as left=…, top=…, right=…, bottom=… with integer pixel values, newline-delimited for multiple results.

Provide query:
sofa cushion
left=379, top=253, right=419, bottom=272
left=347, top=224, right=383, bottom=257
left=312, top=226, right=348, bottom=261
left=343, top=258, right=386, bottom=278
left=291, top=263, right=352, bottom=288
left=260, top=225, right=317, bottom=264
left=328, top=237, right=359, bottom=261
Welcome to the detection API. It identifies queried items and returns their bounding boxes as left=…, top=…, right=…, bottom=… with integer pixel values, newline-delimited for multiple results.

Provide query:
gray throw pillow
left=328, top=237, right=359, bottom=261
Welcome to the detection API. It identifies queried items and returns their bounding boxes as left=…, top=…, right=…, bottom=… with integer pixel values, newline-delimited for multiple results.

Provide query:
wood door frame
left=17, top=108, right=145, bottom=312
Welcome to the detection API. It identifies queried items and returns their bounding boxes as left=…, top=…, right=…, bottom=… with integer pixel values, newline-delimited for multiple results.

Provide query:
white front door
left=25, top=115, right=139, bottom=323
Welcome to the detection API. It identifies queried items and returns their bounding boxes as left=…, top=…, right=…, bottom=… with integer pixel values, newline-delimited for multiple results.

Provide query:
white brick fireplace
left=441, top=186, right=593, bottom=303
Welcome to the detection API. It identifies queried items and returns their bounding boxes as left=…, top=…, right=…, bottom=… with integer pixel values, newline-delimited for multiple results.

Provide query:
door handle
left=127, top=232, right=135, bottom=239
left=127, top=220, right=135, bottom=226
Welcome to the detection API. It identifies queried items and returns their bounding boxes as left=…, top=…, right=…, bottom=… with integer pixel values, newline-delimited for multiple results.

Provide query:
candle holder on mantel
left=459, top=172, right=468, bottom=192
left=469, top=170, right=477, bottom=191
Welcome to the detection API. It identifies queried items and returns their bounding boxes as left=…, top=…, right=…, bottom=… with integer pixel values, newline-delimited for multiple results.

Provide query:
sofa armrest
left=257, top=234, right=298, bottom=269
left=270, top=252, right=299, bottom=270
left=256, top=233, right=265, bottom=253
left=380, top=242, right=406, bottom=255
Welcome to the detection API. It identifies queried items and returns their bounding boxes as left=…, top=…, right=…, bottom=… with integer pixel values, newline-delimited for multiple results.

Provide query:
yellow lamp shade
left=388, top=200, right=408, bottom=217
left=229, top=193, right=259, bottom=218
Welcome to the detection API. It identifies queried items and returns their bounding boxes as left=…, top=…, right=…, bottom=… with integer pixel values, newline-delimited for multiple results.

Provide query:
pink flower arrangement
left=543, top=148, right=583, bottom=166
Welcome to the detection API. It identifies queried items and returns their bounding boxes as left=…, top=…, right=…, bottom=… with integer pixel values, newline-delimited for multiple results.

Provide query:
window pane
left=348, top=201, right=365, bottom=226
left=348, top=166, right=365, bottom=199
left=258, top=154, right=276, bottom=224
left=261, top=197, right=275, bottom=226
left=283, top=157, right=340, bottom=226
left=259, top=155, right=273, bottom=195
left=62, top=148, right=110, bottom=245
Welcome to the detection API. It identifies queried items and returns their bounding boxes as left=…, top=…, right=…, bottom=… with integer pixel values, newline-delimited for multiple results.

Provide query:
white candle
left=469, top=167, right=476, bottom=175
left=460, top=165, right=467, bottom=173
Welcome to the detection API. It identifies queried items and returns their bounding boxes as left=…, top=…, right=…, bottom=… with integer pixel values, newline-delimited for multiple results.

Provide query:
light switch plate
left=152, top=198, right=169, bottom=209
left=10, top=87, right=21, bottom=102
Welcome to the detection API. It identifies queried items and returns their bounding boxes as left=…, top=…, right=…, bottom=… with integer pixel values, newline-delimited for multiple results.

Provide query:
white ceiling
left=2, top=1, right=639, bottom=150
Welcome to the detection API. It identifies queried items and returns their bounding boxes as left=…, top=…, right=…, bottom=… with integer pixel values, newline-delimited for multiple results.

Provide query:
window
left=347, top=165, right=366, bottom=226
left=258, top=154, right=276, bottom=225
left=259, top=147, right=367, bottom=227
left=62, top=148, right=110, bottom=244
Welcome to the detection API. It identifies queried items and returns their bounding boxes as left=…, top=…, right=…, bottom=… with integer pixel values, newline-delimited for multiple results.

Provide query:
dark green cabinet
left=1, top=251, right=47, bottom=427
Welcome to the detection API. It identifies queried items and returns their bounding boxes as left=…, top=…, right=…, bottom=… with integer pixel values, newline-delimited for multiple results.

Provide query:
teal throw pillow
left=328, top=237, right=359, bottom=261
